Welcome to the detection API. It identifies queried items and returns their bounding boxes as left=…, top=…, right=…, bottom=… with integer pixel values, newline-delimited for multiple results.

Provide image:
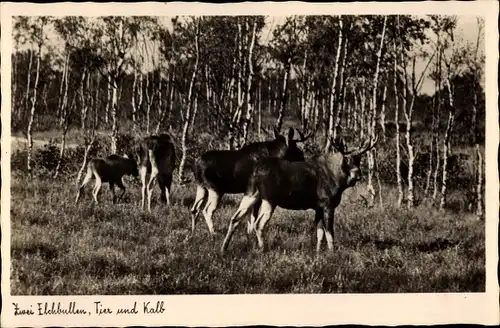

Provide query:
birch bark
left=178, top=18, right=201, bottom=183
left=26, top=24, right=44, bottom=175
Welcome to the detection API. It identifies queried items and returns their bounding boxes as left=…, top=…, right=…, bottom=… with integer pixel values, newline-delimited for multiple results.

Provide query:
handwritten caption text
left=13, top=301, right=166, bottom=316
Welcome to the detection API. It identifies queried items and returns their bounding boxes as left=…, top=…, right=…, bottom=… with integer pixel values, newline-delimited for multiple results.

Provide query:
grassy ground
left=10, top=173, right=485, bottom=295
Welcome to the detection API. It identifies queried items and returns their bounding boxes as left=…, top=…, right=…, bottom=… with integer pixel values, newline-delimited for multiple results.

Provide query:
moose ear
left=286, top=128, right=295, bottom=146
left=331, top=136, right=346, bottom=154
left=337, top=137, right=346, bottom=153
left=123, top=154, right=129, bottom=159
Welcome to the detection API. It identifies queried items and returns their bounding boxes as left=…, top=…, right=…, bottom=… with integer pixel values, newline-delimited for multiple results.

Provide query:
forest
left=10, top=15, right=486, bottom=294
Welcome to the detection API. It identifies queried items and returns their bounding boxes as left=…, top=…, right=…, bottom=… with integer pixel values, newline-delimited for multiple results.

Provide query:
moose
left=75, top=154, right=139, bottom=205
left=138, top=134, right=177, bottom=212
left=190, top=127, right=311, bottom=235
left=220, top=135, right=379, bottom=254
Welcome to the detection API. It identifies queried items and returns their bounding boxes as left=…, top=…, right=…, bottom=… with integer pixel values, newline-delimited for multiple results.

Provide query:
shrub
left=32, top=139, right=60, bottom=172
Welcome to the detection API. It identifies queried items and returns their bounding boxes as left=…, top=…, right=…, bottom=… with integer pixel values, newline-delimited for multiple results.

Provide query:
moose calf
left=75, top=154, right=139, bottom=204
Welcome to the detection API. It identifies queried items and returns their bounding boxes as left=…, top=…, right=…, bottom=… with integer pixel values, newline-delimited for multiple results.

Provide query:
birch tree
left=367, top=16, right=387, bottom=206
left=324, top=16, right=343, bottom=150
left=269, top=16, right=307, bottom=132
left=439, top=66, right=455, bottom=210
left=26, top=17, right=48, bottom=175
left=178, top=17, right=201, bottom=183
left=240, top=18, right=258, bottom=146
left=92, top=17, right=145, bottom=153
left=472, top=19, right=485, bottom=219
left=397, top=15, right=433, bottom=208
left=393, top=31, right=404, bottom=207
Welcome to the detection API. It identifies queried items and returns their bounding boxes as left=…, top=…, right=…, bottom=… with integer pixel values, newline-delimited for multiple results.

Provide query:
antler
left=295, top=129, right=313, bottom=142
left=345, top=134, right=379, bottom=157
left=330, top=136, right=347, bottom=154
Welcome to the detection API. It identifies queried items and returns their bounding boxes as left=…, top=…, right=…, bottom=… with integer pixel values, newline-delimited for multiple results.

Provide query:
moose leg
left=164, top=173, right=173, bottom=206
left=146, top=169, right=158, bottom=212
left=75, top=168, right=92, bottom=204
left=158, top=174, right=172, bottom=206
left=92, top=176, right=102, bottom=204
left=116, top=178, right=126, bottom=203
left=323, top=207, right=335, bottom=251
left=255, top=200, right=275, bottom=251
left=190, top=185, right=207, bottom=234
left=146, top=149, right=160, bottom=212
left=140, top=165, right=148, bottom=210
left=110, top=182, right=116, bottom=204
left=314, top=209, right=325, bottom=253
left=158, top=175, right=167, bottom=204
left=247, top=199, right=262, bottom=235
left=164, top=184, right=170, bottom=206
left=201, top=188, right=221, bottom=235
left=146, top=173, right=157, bottom=212
left=221, top=194, right=258, bottom=254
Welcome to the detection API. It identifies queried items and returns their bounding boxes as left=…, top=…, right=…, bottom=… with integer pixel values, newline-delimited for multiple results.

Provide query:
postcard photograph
left=1, top=1, right=499, bottom=327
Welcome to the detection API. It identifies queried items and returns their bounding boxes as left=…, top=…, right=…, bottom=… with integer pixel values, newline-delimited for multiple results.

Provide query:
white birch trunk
left=300, top=51, right=308, bottom=129
left=80, top=70, right=88, bottom=130
left=425, top=69, right=440, bottom=197
left=472, top=82, right=483, bottom=219
left=131, top=68, right=138, bottom=126
left=110, top=77, right=119, bottom=154
left=94, top=71, right=101, bottom=129
left=380, top=84, right=387, bottom=140
left=439, top=77, right=455, bottom=210
left=59, top=56, right=70, bottom=129
left=402, top=75, right=414, bottom=209
left=393, top=37, right=403, bottom=207
left=476, top=144, right=483, bottom=218
left=312, top=88, right=319, bottom=131
left=12, top=40, right=19, bottom=117
left=268, top=78, right=272, bottom=115
left=57, top=53, right=69, bottom=127
left=273, top=75, right=279, bottom=116
left=27, top=33, right=43, bottom=175
left=474, top=21, right=484, bottom=219
left=325, top=16, right=343, bottom=151
left=375, top=148, right=383, bottom=207
left=178, top=18, right=200, bottom=183
left=432, top=49, right=442, bottom=202
left=191, top=94, right=199, bottom=127
left=257, top=80, right=262, bottom=141
left=367, top=16, right=387, bottom=206
left=236, top=18, right=243, bottom=123
left=398, top=17, right=414, bottom=209
left=360, top=82, right=366, bottom=140
left=105, top=82, right=111, bottom=125
left=275, top=60, right=291, bottom=132
left=424, top=127, right=434, bottom=197
left=333, top=36, right=348, bottom=140
left=167, top=69, right=175, bottom=128
left=241, top=19, right=257, bottom=146
left=352, top=85, right=358, bottom=134
left=25, top=48, right=33, bottom=115
left=145, top=72, right=152, bottom=135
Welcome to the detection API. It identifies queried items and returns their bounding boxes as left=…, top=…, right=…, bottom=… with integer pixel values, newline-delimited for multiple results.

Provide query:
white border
left=1, top=1, right=499, bottom=327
